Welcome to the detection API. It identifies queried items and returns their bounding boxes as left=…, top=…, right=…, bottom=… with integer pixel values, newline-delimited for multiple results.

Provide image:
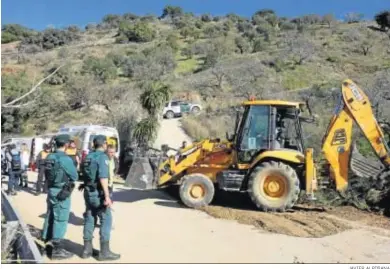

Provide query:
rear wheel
left=179, top=174, right=215, bottom=208
left=165, top=111, right=174, bottom=119
left=248, top=161, right=300, bottom=212
left=191, top=106, right=200, bottom=114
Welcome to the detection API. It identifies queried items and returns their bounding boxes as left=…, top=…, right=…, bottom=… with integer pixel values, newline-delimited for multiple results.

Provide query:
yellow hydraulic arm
left=322, top=79, right=390, bottom=191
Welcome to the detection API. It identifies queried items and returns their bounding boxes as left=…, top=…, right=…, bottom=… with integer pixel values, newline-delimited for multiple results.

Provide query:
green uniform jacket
left=41, top=150, right=78, bottom=241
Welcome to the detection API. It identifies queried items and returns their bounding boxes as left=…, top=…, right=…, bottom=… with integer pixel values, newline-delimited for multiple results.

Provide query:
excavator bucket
left=350, top=143, right=386, bottom=179
left=124, top=147, right=166, bottom=190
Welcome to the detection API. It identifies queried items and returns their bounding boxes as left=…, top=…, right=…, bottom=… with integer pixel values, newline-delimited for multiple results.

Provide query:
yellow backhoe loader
left=125, top=79, right=390, bottom=212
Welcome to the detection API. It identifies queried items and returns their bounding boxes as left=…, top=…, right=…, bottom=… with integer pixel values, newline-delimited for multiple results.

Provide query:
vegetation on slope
left=1, top=6, right=389, bottom=150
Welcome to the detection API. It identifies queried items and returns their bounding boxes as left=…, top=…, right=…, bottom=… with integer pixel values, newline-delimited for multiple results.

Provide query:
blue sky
left=2, top=0, right=389, bottom=30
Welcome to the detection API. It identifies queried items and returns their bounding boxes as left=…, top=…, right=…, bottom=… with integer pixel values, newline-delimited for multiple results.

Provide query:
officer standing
left=36, top=143, right=51, bottom=195
left=81, top=135, right=120, bottom=261
left=41, top=134, right=78, bottom=260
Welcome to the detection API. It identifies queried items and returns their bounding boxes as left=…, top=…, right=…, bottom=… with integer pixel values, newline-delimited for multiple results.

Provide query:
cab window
left=237, top=105, right=270, bottom=163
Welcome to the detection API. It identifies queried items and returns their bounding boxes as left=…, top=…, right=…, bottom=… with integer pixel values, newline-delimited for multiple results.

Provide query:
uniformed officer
left=81, top=135, right=120, bottom=261
left=41, top=134, right=78, bottom=260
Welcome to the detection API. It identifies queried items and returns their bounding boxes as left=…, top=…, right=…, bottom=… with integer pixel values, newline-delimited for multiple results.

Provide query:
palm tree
left=134, top=81, right=172, bottom=147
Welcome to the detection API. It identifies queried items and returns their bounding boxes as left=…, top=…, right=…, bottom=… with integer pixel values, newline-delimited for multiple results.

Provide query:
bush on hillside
left=1, top=24, right=36, bottom=44
left=117, top=21, right=156, bottom=43
left=161, top=5, right=184, bottom=19
left=165, top=33, right=180, bottom=51
left=45, top=66, right=71, bottom=85
left=252, top=9, right=278, bottom=28
left=237, top=21, right=253, bottom=33
left=23, top=28, right=80, bottom=50
left=345, top=27, right=382, bottom=56
left=235, top=36, right=251, bottom=54
left=122, top=46, right=176, bottom=81
left=82, top=56, right=117, bottom=82
left=322, top=14, right=336, bottom=28
left=203, top=24, right=224, bottom=38
left=123, top=13, right=138, bottom=21
left=201, top=14, right=212, bottom=22
left=102, top=14, right=122, bottom=28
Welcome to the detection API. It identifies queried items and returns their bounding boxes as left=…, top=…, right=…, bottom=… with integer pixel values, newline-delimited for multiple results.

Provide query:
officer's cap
left=55, top=134, right=71, bottom=144
left=93, top=135, right=107, bottom=145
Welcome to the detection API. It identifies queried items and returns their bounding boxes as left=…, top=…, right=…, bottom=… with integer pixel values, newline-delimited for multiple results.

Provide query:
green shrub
left=1, top=24, right=35, bottom=43
left=118, top=21, right=156, bottom=43
left=82, top=56, right=117, bottom=82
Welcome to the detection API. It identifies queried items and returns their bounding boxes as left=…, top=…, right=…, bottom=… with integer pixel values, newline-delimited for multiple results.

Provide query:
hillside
left=1, top=8, right=390, bottom=149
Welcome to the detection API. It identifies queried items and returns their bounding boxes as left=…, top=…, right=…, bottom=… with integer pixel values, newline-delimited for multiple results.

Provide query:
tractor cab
left=229, top=100, right=307, bottom=166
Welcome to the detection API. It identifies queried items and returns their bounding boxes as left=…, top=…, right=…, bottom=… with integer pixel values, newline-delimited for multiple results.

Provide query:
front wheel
left=248, top=161, right=300, bottom=212
left=179, top=173, right=215, bottom=208
left=165, top=110, right=175, bottom=119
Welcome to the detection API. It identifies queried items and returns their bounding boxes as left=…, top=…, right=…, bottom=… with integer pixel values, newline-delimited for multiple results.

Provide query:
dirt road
left=5, top=118, right=390, bottom=263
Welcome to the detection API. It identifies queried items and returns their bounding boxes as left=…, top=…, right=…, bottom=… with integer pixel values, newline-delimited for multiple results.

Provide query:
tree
left=123, top=13, right=138, bottom=21
left=45, top=66, right=70, bottom=85
left=182, top=46, right=193, bottom=59
left=375, top=10, right=390, bottom=31
left=118, top=21, right=156, bottom=43
left=369, top=69, right=390, bottom=120
left=322, top=14, right=336, bottom=28
left=23, top=28, right=80, bottom=50
left=202, top=37, right=235, bottom=69
left=237, top=21, right=253, bottom=33
left=134, top=82, right=172, bottom=146
left=203, top=24, right=223, bottom=38
left=235, top=36, right=251, bottom=54
left=284, top=33, right=315, bottom=65
left=201, top=14, right=212, bottom=22
left=82, top=56, right=117, bottom=82
left=252, top=9, right=279, bottom=28
left=1, top=24, right=36, bottom=44
left=102, top=14, right=122, bottom=28
left=345, top=12, right=364, bottom=23
left=252, top=38, right=267, bottom=53
left=165, top=33, right=180, bottom=52
left=180, top=26, right=197, bottom=39
left=122, top=46, right=176, bottom=80
left=346, top=27, right=381, bottom=56
left=85, top=23, right=97, bottom=31
left=161, top=5, right=183, bottom=20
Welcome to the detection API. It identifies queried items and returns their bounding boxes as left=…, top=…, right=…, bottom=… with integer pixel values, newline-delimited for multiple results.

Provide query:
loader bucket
left=124, top=151, right=163, bottom=190
left=350, top=143, right=386, bottom=179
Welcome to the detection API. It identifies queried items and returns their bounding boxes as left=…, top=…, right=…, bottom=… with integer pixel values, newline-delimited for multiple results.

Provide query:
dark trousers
left=83, top=190, right=112, bottom=242
left=36, top=167, right=48, bottom=193
left=8, top=171, right=21, bottom=192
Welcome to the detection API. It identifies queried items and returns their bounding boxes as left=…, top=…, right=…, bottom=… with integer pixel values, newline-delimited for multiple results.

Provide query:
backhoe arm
left=322, top=79, right=390, bottom=191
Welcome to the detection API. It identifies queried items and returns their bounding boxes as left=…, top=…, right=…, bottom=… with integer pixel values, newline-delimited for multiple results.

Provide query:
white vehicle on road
left=162, top=100, right=202, bottom=119
left=56, top=124, right=121, bottom=160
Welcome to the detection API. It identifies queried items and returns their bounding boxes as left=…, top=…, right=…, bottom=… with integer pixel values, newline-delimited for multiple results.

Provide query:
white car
left=163, top=100, right=202, bottom=119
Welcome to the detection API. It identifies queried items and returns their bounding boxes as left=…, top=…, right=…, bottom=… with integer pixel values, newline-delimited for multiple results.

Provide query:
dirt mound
left=201, top=206, right=350, bottom=238
left=195, top=190, right=390, bottom=238
left=310, top=175, right=390, bottom=216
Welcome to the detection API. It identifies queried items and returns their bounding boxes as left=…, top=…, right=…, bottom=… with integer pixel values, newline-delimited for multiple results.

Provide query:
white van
left=2, top=137, right=33, bottom=151
left=56, top=125, right=120, bottom=161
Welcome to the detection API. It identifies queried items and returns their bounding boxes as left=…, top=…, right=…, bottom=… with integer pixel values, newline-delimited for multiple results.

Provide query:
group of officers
left=41, top=134, right=120, bottom=261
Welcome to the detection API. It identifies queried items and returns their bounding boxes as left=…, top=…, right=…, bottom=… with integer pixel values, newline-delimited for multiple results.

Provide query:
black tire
left=247, top=161, right=300, bottom=212
left=165, top=110, right=174, bottom=119
left=191, top=106, right=200, bottom=114
left=179, top=173, right=215, bottom=208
